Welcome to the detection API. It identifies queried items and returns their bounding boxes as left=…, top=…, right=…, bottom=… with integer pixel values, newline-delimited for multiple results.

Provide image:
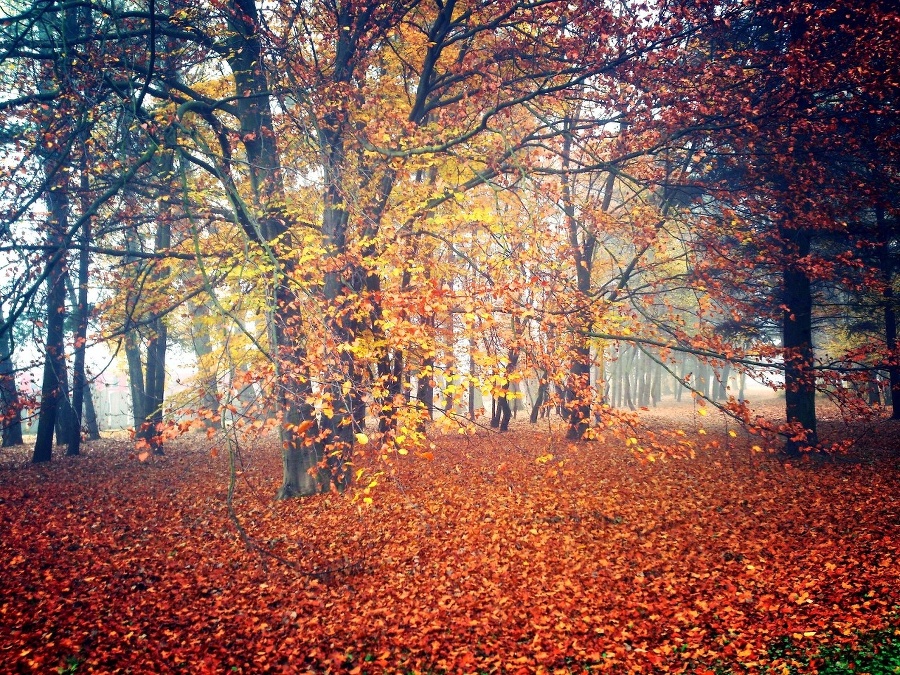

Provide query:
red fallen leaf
left=137, top=451, right=150, bottom=462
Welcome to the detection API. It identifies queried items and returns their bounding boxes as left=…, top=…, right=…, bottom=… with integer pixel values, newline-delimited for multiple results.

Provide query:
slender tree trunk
left=650, top=359, right=661, bottom=407
left=82, top=379, right=100, bottom=439
left=468, top=349, right=476, bottom=421
left=674, top=354, right=684, bottom=402
left=69, top=121, right=100, bottom=449
left=54, top=359, right=78, bottom=448
left=490, top=345, right=519, bottom=432
left=125, top=328, right=147, bottom=435
left=418, top=351, right=435, bottom=422
left=623, top=347, right=637, bottom=411
left=188, top=299, right=220, bottom=425
left=610, top=348, right=621, bottom=408
left=67, top=215, right=91, bottom=455
left=530, top=373, right=548, bottom=424
left=33, top=181, right=69, bottom=463
left=716, top=363, right=732, bottom=402
left=141, top=313, right=167, bottom=455
left=876, top=205, right=900, bottom=419
left=561, top=120, right=602, bottom=440
left=0, top=311, right=23, bottom=447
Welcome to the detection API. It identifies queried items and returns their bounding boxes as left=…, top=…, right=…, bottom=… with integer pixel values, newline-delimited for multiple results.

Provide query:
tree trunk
left=418, top=354, right=435, bottom=423
left=54, top=358, right=79, bottom=449
left=716, top=363, right=732, bottom=402
left=67, top=229, right=90, bottom=455
left=674, top=354, right=685, bottom=402
left=218, top=0, right=325, bottom=497
left=876, top=205, right=900, bottom=419
left=494, top=347, right=519, bottom=432
left=33, top=181, right=69, bottom=463
left=0, top=310, right=23, bottom=447
left=468, top=349, right=476, bottom=421
left=561, top=119, right=604, bottom=440
left=530, top=375, right=548, bottom=424
left=67, top=121, right=94, bottom=456
left=140, top=314, right=167, bottom=455
left=82, top=379, right=100, bottom=439
left=623, top=347, right=637, bottom=411
left=125, top=329, right=147, bottom=435
left=781, top=224, right=818, bottom=455
left=188, top=299, right=220, bottom=425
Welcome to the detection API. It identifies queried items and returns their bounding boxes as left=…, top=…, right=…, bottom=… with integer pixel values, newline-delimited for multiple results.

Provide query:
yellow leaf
left=354, top=433, right=369, bottom=445
left=728, top=430, right=737, bottom=437
left=363, top=497, right=373, bottom=504
left=697, top=407, right=708, bottom=416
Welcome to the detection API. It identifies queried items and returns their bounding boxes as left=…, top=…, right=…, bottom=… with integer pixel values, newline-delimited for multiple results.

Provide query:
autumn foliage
left=2, top=410, right=898, bottom=673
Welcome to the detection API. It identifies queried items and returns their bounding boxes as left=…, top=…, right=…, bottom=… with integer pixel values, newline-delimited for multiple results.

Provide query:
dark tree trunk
left=65, top=278, right=99, bottom=441
left=218, top=0, right=326, bottom=497
left=68, top=125, right=93, bottom=456
left=67, top=228, right=90, bottom=456
left=876, top=205, right=900, bottom=419
left=33, top=183, right=69, bottom=464
left=530, top=375, right=548, bottom=424
left=141, top=315, right=167, bottom=455
left=418, top=354, right=435, bottom=423
left=124, top=218, right=168, bottom=456
left=125, top=328, right=147, bottom=435
left=54, top=358, right=78, bottom=449
left=493, top=348, right=518, bottom=432
left=781, top=224, right=818, bottom=455
left=376, top=350, right=404, bottom=434
left=561, top=121, right=604, bottom=441
left=0, top=311, right=23, bottom=447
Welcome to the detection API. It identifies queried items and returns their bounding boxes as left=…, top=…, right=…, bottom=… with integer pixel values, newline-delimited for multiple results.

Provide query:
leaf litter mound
left=1, top=415, right=899, bottom=673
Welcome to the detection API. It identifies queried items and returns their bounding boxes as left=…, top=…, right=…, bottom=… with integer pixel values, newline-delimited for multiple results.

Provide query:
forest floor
left=1, top=402, right=899, bottom=674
